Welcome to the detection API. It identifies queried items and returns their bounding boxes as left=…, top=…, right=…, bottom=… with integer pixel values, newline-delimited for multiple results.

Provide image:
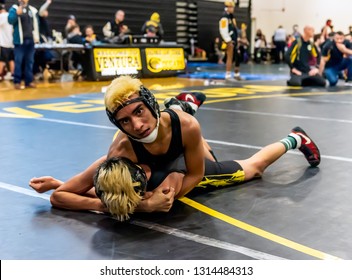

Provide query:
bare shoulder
left=170, top=109, right=200, bottom=128
left=171, top=109, right=202, bottom=140
left=107, top=132, right=137, bottom=160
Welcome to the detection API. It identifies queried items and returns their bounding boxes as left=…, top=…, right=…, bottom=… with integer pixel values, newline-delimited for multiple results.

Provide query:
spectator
left=253, top=29, right=267, bottom=63
left=8, top=0, right=40, bottom=89
left=285, top=25, right=326, bottom=87
left=219, top=0, right=242, bottom=80
left=0, top=4, right=14, bottom=81
left=213, top=37, right=225, bottom=64
left=144, top=25, right=157, bottom=38
left=38, top=0, right=52, bottom=42
left=319, top=31, right=352, bottom=86
left=33, top=0, right=55, bottom=77
left=103, top=9, right=130, bottom=43
left=320, top=19, right=333, bottom=47
left=84, top=24, right=100, bottom=45
left=141, top=12, right=164, bottom=40
left=64, top=14, right=76, bottom=38
left=66, top=24, right=84, bottom=70
left=238, top=23, right=249, bottom=63
left=273, top=25, right=287, bottom=63
left=292, top=24, right=301, bottom=39
left=286, top=34, right=295, bottom=48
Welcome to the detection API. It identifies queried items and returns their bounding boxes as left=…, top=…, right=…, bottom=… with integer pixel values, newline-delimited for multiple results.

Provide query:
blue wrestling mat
left=178, top=71, right=289, bottom=80
left=182, top=62, right=290, bottom=81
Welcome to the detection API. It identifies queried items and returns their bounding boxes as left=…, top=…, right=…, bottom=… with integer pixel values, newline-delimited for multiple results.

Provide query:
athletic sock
left=280, top=134, right=300, bottom=152
left=187, top=102, right=198, bottom=113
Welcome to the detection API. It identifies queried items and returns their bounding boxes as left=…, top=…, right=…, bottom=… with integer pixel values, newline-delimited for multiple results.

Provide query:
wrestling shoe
left=291, top=126, right=321, bottom=167
left=175, top=91, right=206, bottom=108
left=164, top=97, right=195, bottom=115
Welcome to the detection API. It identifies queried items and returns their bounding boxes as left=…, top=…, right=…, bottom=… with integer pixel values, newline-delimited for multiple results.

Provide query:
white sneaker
left=4, top=72, right=13, bottom=80
left=345, top=81, right=352, bottom=86
left=225, top=72, right=232, bottom=80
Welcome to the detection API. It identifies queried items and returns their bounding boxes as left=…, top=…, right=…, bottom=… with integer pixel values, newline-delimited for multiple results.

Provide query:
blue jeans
left=324, top=57, right=352, bottom=86
left=14, top=38, right=35, bottom=85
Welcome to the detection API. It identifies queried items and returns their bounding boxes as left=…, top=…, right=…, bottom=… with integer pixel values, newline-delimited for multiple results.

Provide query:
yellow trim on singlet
left=113, top=130, right=120, bottom=141
left=197, top=170, right=245, bottom=188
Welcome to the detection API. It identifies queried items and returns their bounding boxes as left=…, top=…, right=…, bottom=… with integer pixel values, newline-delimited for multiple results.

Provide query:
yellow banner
left=93, top=48, right=142, bottom=76
left=145, top=48, right=185, bottom=73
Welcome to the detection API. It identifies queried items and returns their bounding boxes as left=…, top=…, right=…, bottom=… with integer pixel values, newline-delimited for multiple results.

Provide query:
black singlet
left=148, top=156, right=245, bottom=191
left=129, top=109, right=184, bottom=179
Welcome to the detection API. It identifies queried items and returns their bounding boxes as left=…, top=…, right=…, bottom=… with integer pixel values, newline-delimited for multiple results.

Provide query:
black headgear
left=106, top=86, right=160, bottom=130
left=95, top=157, right=148, bottom=199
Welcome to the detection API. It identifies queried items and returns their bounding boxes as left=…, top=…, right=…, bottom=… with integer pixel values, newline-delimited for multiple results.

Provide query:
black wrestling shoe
left=175, top=91, right=206, bottom=108
left=164, top=97, right=195, bottom=115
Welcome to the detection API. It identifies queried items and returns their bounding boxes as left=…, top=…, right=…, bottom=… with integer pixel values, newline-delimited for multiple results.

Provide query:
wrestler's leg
left=236, top=142, right=286, bottom=180
left=198, top=127, right=320, bottom=187
left=235, top=127, right=320, bottom=181
left=164, top=92, right=206, bottom=116
left=203, top=138, right=217, bottom=162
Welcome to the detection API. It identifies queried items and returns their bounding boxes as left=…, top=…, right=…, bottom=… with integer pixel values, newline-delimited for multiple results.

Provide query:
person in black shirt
left=285, top=25, right=326, bottom=87
left=319, top=31, right=352, bottom=86
left=141, top=12, right=164, bottom=40
left=102, top=9, right=130, bottom=43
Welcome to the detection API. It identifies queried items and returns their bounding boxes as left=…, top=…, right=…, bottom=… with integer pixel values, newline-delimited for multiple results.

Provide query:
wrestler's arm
left=49, top=156, right=107, bottom=212
left=176, top=113, right=205, bottom=198
left=136, top=172, right=183, bottom=213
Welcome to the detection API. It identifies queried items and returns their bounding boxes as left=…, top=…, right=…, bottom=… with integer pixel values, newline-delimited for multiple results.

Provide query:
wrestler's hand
left=29, top=176, right=64, bottom=193
left=147, top=186, right=175, bottom=212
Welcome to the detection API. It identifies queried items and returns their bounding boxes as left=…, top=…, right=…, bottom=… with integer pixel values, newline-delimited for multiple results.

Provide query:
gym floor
left=1, top=63, right=352, bottom=260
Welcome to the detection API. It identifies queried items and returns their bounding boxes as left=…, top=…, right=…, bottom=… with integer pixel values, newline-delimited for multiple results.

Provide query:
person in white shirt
left=0, top=4, right=14, bottom=80
left=273, top=25, right=287, bottom=63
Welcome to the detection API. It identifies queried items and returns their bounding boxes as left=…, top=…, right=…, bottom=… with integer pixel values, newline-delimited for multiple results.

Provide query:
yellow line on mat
left=179, top=197, right=341, bottom=260
left=205, top=91, right=352, bottom=104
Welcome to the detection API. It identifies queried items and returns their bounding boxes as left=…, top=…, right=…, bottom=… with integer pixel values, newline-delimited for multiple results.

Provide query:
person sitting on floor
left=285, top=25, right=326, bottom=87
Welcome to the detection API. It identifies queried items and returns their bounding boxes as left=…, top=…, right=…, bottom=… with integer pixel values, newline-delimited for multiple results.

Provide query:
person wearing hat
left=64, top=14, right=76, bottom=37
left=141, top=12, right=164, bottom=40
left=0, top=3, right=14, bottom=81
left=8, top=0, right=40, bottom=89
left=219, top=0, right=242, bottom=80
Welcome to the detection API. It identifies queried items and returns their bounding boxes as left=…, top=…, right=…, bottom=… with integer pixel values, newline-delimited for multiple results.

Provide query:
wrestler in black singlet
left=129, top=109, right=245, bottom=191
left=129, top=109, right=183, bottom=178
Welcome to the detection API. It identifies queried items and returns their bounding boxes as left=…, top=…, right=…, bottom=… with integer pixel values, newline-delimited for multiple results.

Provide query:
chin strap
left=129, top=117, right=160, bottom=144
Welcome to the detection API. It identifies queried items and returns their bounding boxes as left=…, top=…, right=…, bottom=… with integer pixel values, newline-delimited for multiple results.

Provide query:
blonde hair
left=94, top=158, right=143, bottom=221
left=104, top=75, right=143, bottom=113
